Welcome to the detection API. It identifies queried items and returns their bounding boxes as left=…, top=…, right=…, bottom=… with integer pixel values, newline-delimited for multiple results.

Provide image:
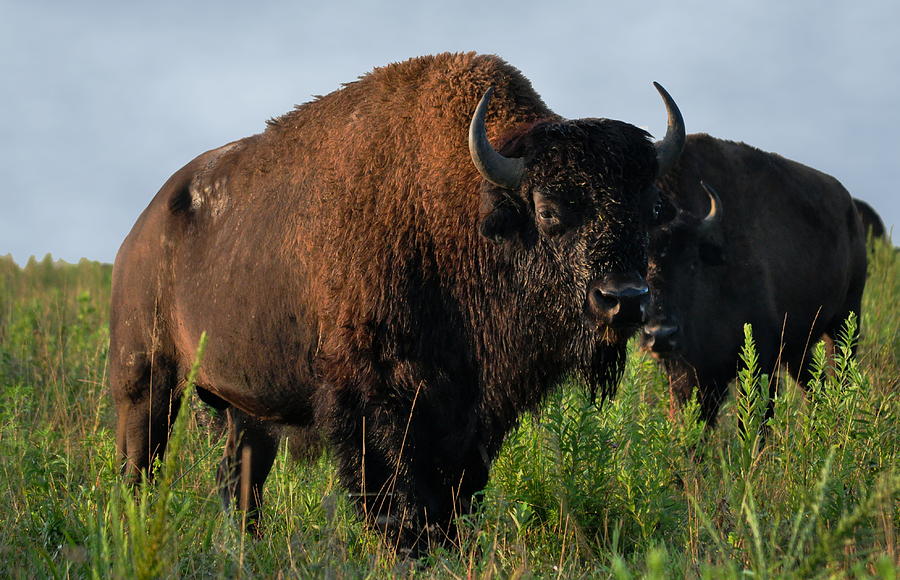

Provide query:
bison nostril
left=659, top=325, right=677, bottom=339
left=643, top=324, right=679, bottom=353
left=595, top=289, right=621, bottom=313
left=587, top=272, right=649, bottom=325
left=612, top=285, right=649, bottom=299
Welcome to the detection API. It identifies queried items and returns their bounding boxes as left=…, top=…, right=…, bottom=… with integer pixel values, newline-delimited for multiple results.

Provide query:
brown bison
left=640, top=134, right=867, bottom=426
left=110, top=52, right=684, bottom=549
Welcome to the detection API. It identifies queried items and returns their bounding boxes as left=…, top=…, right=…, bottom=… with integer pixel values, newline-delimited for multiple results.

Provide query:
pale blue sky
left=1, top=0, right=897, bottom=263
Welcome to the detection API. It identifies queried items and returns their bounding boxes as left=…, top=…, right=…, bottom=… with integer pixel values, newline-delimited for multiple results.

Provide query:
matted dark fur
left=110, top=52, right=667, bottom=549
left=641, top=133, right=868, bottom=426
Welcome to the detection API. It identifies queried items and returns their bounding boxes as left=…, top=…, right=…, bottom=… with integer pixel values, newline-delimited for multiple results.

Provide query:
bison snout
left=641, top=323, right=679, bottom=355
left=588, top=273, right=649, bottom=327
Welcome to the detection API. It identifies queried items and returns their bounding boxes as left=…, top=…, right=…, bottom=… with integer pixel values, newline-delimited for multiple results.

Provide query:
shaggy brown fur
left=641, top=133, right=867, bottom=426
left=110, top=52, right=667, bottom=550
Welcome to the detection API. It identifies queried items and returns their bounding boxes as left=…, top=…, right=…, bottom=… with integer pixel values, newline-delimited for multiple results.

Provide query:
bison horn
left=652, top=82, right=685, bottom=178
left=469, top=87, right=525, bottom=190
left=699, top=180, right=723, bottom=231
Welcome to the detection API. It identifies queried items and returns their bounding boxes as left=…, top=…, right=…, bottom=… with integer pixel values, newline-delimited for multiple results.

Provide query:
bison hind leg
left=792, top=298, right=864, bottom=392
left=816, top=263, right=866, bottom=366
left=665, top=363, right=730, bottom=428
left=216, top=407, right=280, bottom=535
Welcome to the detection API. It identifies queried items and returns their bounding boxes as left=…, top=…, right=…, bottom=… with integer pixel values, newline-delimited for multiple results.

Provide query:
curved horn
left=468, top=87, right=525, bottom=190
left=699, top=180, right=723, bottom=231
left=652, top=82, right=685, bottom=178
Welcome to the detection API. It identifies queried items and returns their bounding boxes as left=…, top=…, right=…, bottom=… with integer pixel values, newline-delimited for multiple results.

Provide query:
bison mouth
left=592, top=318, right=643, bottom=346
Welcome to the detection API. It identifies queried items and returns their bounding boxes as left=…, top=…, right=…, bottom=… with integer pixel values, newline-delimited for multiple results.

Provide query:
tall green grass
left=0, top=243, right=896, bottom=578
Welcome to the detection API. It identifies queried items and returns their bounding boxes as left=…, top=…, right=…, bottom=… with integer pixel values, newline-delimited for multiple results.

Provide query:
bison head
left=469, top=84, right=685, bottom=337
left=641, top=181, right=725, bottom=357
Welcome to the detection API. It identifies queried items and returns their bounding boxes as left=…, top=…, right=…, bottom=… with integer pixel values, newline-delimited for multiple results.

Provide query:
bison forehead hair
left=495, top=118, right=658, bottom=310
left=514, top=119, right=658, bottom=191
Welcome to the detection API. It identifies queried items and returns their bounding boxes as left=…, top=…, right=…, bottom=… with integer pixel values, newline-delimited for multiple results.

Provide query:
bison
left=640, top=134, right=867, bottom=426
left=110, top=52, right=685, bottom=549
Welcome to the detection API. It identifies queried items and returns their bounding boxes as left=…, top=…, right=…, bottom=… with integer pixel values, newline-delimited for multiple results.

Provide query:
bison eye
left=538, top=209, right=558, bottom=223
left=651, top=195, right=675, bottom=225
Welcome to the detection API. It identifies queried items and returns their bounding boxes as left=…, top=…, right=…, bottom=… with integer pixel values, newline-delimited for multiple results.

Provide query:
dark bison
left=640, top=134, right=867, bottom=426
left=853, top=198, right=888, bottom=240
left=110, top=52, right=685, bottom=548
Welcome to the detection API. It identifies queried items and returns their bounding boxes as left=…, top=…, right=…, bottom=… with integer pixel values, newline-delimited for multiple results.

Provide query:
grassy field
left=0, top=243, right=897, bottom=578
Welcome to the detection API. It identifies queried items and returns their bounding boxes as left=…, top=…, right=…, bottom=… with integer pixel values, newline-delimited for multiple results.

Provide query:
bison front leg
left=335, top=443, right=485, bottom=555
left=327, top=405, right=488, bottom=555
left=329, top=419, right=425, bottom=550
left=112, top=358, right=181, bottom=482
left=666, top=363, right=730, bottom=428
left=216, top=407, right=280, bottom=535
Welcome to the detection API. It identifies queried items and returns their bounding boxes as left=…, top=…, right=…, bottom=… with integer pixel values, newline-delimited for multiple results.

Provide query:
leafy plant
left=0, top=251, right=896, bottom=578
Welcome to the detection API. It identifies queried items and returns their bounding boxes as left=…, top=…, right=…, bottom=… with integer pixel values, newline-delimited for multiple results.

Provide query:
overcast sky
left=1, top=0, right=897, bottom=264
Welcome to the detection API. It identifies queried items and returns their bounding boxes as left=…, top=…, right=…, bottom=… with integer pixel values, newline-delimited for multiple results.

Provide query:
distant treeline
left=1, top=254, right=112, bottom=306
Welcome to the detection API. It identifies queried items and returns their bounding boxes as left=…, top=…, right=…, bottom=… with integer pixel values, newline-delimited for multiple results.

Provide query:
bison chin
left=595, top=322, right=640, bottom=347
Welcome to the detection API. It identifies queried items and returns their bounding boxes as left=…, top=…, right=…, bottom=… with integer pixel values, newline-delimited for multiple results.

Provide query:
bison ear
left=478, top=190, right=528, bottom=244
left=480, top=204, right=527, bottom=244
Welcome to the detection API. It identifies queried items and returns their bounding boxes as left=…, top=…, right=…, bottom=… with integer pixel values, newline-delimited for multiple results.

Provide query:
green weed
left=0, top=244, right=896, bottom=578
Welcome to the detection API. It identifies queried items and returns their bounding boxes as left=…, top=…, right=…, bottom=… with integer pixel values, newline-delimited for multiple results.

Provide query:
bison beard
left=110, top=52, right=682, bottom=552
